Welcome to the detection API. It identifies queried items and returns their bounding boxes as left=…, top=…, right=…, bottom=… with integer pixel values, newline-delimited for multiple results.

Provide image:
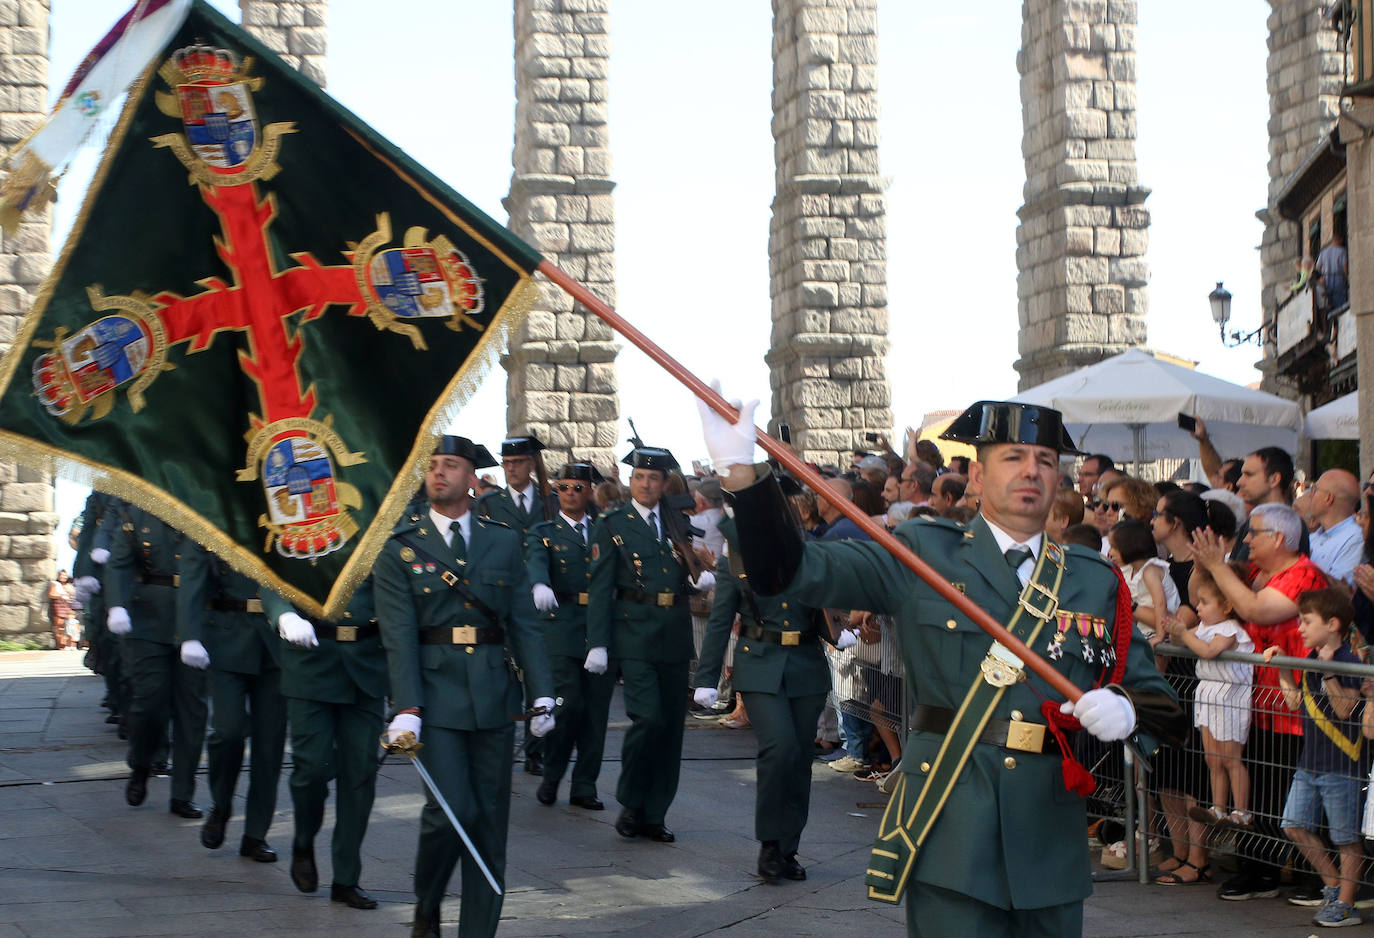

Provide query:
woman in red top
left=48, top=570, right=74, bottom=650
left=1192, top=501, right=1328, bottom=898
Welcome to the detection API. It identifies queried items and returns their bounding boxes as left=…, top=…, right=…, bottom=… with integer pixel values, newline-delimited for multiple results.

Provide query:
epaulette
left=475, top=489, right=505, bottom=504
left=895, top=514, right=967, bottom=535
left=477, top=516, right=511, bottom=529
left=392, top=511, right=424, bottom=535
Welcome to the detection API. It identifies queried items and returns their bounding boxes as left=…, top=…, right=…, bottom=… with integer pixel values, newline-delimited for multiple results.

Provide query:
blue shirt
left=1297, top=645, right=1366, bottom=776
left=1309, top=514, right=1363, bottom=588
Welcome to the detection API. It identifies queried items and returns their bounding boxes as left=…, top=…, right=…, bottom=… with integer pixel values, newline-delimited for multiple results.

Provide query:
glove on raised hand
left=1060, top=688, right=1135, bottom=742
left=695, top=379, right=758, bottom=472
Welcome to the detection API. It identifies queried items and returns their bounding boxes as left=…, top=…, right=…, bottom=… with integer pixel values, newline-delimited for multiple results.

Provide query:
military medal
left=400, top=546, right=416, bottom=562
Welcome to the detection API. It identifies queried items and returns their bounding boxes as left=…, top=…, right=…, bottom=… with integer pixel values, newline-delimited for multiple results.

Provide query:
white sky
left=44, top=0, right=1272, bottom=565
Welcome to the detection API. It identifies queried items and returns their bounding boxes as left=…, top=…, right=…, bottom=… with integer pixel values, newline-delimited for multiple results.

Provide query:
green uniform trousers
left=906, top=880, right=1083, bottom=938
left=740, top=689, right=827, bottom=854
left=616, top=658, right=689, bottom=826
left=121, top=636, right=207, bottom=803
left=540, top=653, right=616, bottom=799
left=286, top=695, right=383, bottom=887
left=205, top=667, right=287, bottom=840
left=414, top=722, right=515, bottom=938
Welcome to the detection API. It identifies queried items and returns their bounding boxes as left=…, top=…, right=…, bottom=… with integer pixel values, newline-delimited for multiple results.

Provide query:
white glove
left=694, top=687, right=719, bottom=709
left=1060, top=688, right=1136, bottom=742
left=836, top=628, right=859, bottom=650
left=695, top=379, right=758, bottom=472
left=277, top=612, right=318, bottom=648
left=690, top=570, right=716, bottom=592
left=179, top=639, right=210, bottom=670
left=584, top=646, right=608, bottom=674
left=532, top=583, right=559, bottom=612
left=107, top=606, right=132, bottom=635
left=529, top=697, right=557, bottom=737
left=388, top=712, right=422, bottom=746
left=90, top=547, right=110, bottom=565
left=73, top=575, right=101, bottom=598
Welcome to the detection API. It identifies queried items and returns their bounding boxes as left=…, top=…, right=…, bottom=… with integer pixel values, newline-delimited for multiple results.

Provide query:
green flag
left=0, top=0, right=544, bottom=617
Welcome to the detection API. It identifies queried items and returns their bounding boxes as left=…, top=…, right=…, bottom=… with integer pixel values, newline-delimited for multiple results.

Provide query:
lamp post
left=1211, top=280, right=1269, bottom=347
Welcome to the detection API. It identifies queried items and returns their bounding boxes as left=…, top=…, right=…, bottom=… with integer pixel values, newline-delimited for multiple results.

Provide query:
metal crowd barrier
left=1090, top=641, right=1374, bottom=892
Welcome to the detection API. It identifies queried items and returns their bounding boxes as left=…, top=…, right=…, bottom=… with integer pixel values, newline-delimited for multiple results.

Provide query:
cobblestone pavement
left=0, top=651, right=1328, bottom=936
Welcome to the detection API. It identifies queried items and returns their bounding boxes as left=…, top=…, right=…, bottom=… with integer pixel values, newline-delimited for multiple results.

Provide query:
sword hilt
left=513, top=695, right=564, bottom=722
left=378, top=729, right=423, bottom=760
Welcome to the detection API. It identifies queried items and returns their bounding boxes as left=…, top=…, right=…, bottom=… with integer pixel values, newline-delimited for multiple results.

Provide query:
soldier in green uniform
left=478, top=434, right=556, bottom=776
left=179, top=543, right=287, bottom=862
left=586, top=444, right=715, bottom=843
left=261, top=578, right=388, bottom=911
left=104, top=507, right=208, bottom=814
left=72, top=492, right=121, bottom=726
left=375, top=435, right=556, bottom=938
left=526, top=463, right=616, bottom=810
left=692, top=512, right=832, bottom=883
left=699, top=396, right=1185, bottom=938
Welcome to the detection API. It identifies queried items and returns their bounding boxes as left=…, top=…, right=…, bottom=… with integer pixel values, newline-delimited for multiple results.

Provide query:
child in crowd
left=1172, top=566, right=1253, bottom=829
left=1265, top=587, right=1366, bottom=928
left=1060, top=523, right=1105, bottom=552
left=1108, top=519, right=1179, bottom=642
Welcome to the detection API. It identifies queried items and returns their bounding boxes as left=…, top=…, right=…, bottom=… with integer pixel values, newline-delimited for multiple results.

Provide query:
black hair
left=1249, top=447, right=1295, bottom=498
left=1205, top=500, right=1237, bottom=541
left=1109, top=519, right=1156, bottom=565
left=1158, top=490, right=1208, bottom=536
left=1061, top=524, right=1103, bottom=550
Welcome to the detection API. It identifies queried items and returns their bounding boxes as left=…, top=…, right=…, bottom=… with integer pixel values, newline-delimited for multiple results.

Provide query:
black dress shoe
left=151, top=761, right=172, bottom=778
left=782, top=852, right=806, bottom=881
left=642, top=823, right=675, bottom=843
left=125, top=767, right=148, bottom=806
left=536, top=779, right=557, bottom=805
left=614, top=807, right=640, bottom=839
left=524, top=754, right=543, bottom=776
left=330, top=883, right=378, bottom=910
left=169, top=799, right=203, bottom=819
left=757, top=841, right=784, bottom=883
left=239, top=835, right=277, bottom=863
left=117, top=720, right=128, bottom=740
left=411, top=906, right=441, bottom=938
left=290, top=846, right=318, bottom=893
left=105, top=712, right=121, bottom=724
left=569, top=794, right=605, bottom=811
left=201, top=812, right=227, bottom=849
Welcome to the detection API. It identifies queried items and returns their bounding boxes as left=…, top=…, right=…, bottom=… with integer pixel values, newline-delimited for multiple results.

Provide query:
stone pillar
left=503, top=0, right=619, bottom=474
left=238, top=0, right=328, bottom=87
left=1345, top=98, right=1374, bottom=476
left=766, top=0, right=891, bottom=468
left=0, top=0, right=57, bottom=645
left=1258, top=1, right=1346, bottom=392
left=1014, top=0, right=1149, bottom=390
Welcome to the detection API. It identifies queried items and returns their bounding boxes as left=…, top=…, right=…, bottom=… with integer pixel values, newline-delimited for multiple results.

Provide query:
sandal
left=1153, top=855, right=1188, bottom=874
left=1220, top=810, right=1253, bottom=829
left=1155, top=860, right=1211, bottom=886
left=1186, top=804, right=1227, bottom=826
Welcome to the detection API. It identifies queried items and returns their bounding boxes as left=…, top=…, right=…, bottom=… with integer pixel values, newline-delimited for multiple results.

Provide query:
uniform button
left=465, top=603, right=472, bottom=609
left=919, top=762, right=931, bottom=774
left=466, top=647, right=474, bottom=655
left=1004, top=757, right=1017, bottom=770
left=781, top=602, right=789, bottom=609
left=1010, top=709, right=1023, bottom=722
left=741, top=645, right=749, bottom=653
left=344, top=611, right=352, bottom=619
left=423, top=587, right=431, bottom=593
left=946, top=619, right=957, bottom=630
left=497, top=580, right=504, bottom=586
left=782, top=620, right=790, bottom=626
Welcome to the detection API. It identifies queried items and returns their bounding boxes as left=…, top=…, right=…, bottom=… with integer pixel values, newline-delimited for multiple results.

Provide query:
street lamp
left=1210, top=280, right=1269, bottom=347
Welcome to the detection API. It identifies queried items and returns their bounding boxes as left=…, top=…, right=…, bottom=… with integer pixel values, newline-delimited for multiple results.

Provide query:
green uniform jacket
left=72, top=493, right=111, bottom=580
left=105, top=507, right=185, bottom=645
left=693, top=522, right=831, bottom=698
left=781, top=513, right=1176, bottom=912
left=374, top=506, right=553, bottom=729
left=586, top=503, right=695, bottom=663
left=478, top=487, right=553, bottom=532
left=261, top=580, right=389, bottom=704
left=178, top=544, right=280, bottom=675
left=524, top=516, right=594, bottom=659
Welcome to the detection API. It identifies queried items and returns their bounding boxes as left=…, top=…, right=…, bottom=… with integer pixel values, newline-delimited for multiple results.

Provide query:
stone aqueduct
left=0, top=0, right=1341, bottom=643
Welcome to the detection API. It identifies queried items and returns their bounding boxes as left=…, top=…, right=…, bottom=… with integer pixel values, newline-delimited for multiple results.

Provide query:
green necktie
left=451, top=522, right=467, bottom=561
left=1004, top=545, right=1032, bottom=572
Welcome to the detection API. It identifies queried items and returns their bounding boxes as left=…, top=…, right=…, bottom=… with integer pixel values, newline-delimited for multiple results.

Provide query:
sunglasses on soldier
left=556, top=482, right=585, bottom=493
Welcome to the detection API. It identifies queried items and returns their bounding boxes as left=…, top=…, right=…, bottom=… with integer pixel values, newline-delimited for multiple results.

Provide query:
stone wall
left=238, top=0, right=328, bottom=88
left=0, top=0, right=57, bottom=645
left=765, top=0, right=891, bottom=468
left=1014, top=0, right=1149, bottom=390
left=502, top=0, right=619, bottom=475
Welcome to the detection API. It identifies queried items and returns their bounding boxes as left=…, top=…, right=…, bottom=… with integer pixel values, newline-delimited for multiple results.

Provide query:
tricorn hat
left=500, top=435, right=545, bottom=457
left=939, top=401, right=1083, bottom=456
left=557, top=462, right=605, bottom=484
left=434, top=435, right=497, bottom=468
left=622, top=445, right=679, bottom=473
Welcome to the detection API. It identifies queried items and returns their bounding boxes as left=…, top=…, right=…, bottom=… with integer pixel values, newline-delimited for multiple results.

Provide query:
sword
left=381, top=731, right=503, bottom=896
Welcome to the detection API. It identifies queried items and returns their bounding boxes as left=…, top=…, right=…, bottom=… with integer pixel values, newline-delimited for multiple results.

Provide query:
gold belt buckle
left=441, top=571, right=459, bottom=588
left=245, top=598, right=263, bottom=614
left=577, top=592, right=589, bottom=605
left=782, top=632, right=801, bottom=646
left=171, top=574, right=181, bottom=588
left=1005, top=719, right=1046, bottom=753
left=335, top=625, right=358, bottom=642
left=656, top=592, right=676, bottom=607
left=451, top=625, right=478, bottom=644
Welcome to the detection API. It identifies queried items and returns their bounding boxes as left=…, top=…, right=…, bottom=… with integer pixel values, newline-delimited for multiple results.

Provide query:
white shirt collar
left=631, top=499, right=660, bottom=523
left=512, top=481, right=537, bottom=504
left=429, top=507, right=471, bottom=547
left=560, top=510, right=588, bottom=530
left=982, top=517, right=1042, bottom=585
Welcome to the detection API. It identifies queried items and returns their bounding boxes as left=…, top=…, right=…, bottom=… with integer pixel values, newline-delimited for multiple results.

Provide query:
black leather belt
left=616, top=588, right=687, bottom=608
left=208, top=597, right=263, bottom=613
left=136, top=573, right=179, bottom=588
left=912, top=704, right=1058, bottom=755
left=555, top=591, right=590, bottom=605
left=316, top=620, right=379, bottom=642
left=418, top=626, right=505, bottom=645
left=740, top=621, right=816, bottom=646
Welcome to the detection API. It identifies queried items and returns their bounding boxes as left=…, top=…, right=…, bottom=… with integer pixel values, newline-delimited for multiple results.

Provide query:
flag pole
left=536, top=259, right=1081, bottom=702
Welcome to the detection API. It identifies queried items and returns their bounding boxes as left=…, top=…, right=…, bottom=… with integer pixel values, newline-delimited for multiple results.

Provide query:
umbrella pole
left=1130, top=423, right=1144, bottom=475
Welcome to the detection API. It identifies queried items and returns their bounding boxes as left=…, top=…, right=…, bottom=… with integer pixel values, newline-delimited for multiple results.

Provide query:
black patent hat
left=500, top=435, right=545, bottom=457
left=434, top=435, right=497, bottom=468
left=557, top=462, right=605, bottom=484
left=622, top=446, right=679, bottom=473
left=939, top=401, right=1083, bottom=456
